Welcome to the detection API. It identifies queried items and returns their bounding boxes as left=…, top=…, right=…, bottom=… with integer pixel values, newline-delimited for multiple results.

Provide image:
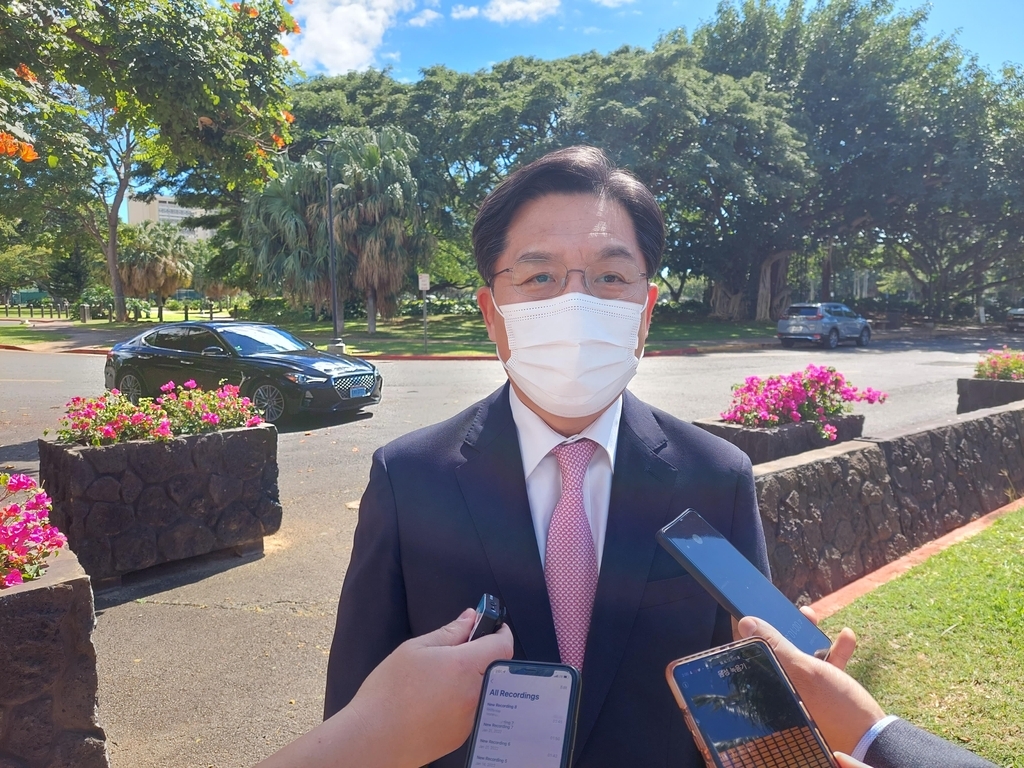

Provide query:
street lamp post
left=315, top=138, right=344, bottom=354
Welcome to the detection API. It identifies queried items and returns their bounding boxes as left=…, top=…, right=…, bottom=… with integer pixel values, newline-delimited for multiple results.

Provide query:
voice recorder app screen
left=468, top=665, right=574, bottom=767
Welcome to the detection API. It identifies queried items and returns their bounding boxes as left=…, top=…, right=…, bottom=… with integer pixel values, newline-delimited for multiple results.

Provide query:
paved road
left=0, top=333, right=1011, bottom=767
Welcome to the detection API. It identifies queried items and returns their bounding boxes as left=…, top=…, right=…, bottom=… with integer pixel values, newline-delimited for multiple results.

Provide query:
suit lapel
left=455, top=384, right=560, bottom=662
left=573, top=391, right=680, bottom=757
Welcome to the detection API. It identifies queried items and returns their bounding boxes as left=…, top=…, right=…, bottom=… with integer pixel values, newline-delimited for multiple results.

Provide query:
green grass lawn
left=820, top=507, right=1024, bottom=766
left=0, top=324, right=70, bottom=345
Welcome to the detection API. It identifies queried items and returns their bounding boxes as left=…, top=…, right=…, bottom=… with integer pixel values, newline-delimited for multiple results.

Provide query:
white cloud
left=482, top=0, right=559, bottom=23
left=409, top=7, right=442, bottom=25
left=381, top=50, right=401, bottom=60
left=291, top=0, right=415, bottom=74
left=591, top=0, right=634, bottom=6
left=580, top=25, right=601, bottom=33
left=424, top=0, right=441, bottom=6
left=451, top=3, right=480, bottom=18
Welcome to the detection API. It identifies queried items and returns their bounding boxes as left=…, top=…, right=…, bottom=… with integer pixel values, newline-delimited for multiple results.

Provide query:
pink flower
left=3, top=570, right=23, bottom=587
left=154, top=419, right=173, bottom=438
left=184, top=380, right=197, bottom=390
left=245, top=415, right=262, bottom=427
left=100, top=424, right=117, bottom=440
left=160, top=381, right=176, bottom=393
left=5, top=474, right=36, bottom=493
left=202, top=412, right=220, bottom=426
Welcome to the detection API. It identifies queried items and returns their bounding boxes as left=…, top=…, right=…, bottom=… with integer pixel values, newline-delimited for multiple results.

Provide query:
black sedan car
left=104, top=322, right=382, bottom=423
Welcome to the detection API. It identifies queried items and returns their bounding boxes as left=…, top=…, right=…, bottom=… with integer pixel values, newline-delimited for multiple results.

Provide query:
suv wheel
left=856, top=327, right=871, bottom=347
left=823, top=328, right=840, bottom=350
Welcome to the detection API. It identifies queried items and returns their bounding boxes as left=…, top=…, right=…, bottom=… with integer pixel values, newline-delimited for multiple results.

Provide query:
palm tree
left=118, top=221, right=194, bottom=321
left=243, top=126, right=433, bottom=333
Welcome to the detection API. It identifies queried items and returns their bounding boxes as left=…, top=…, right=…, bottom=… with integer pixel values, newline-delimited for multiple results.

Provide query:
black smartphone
left=465, top=661, right=581, bottom=768
left=469, top=593, right=505, bottom=641
left=657, top=508, right=832, bottom=659
left=666, top=638, right=838, bottom=768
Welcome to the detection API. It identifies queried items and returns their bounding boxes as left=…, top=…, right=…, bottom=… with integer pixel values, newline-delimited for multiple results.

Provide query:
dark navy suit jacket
left=324, top=384, right=770, bottom=767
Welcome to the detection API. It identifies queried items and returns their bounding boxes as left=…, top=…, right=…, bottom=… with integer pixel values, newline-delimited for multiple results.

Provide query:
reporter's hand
left=738, top=616, right=885, bottom=755
left=834, top=753, right=872, bottom=768
left=799, top=605, right=857, bottom=670
left=346, top=609, right=515, bottom=768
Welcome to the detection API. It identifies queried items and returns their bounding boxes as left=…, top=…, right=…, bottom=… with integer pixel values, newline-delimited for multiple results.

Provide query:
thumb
left=411, top=609, right=477, bottom=649
left=737, top=615, right=794, bottom=656
left=834, top=752, right=872, bottom=768
left=451, top=624, right=515, bottom=673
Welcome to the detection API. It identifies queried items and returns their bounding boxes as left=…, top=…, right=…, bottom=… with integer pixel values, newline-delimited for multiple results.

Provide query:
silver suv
left=777, top=303, right=871, bottom=349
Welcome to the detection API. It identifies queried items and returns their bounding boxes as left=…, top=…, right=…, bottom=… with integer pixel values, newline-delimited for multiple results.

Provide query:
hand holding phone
left=657, top=509, right=832, bottom=659
left=466, top=661, right=580, bottom=768
left=666, top=638, right=838, bottom=768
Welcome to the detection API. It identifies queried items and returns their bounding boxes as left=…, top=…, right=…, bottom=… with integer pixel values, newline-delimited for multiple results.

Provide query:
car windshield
left=786, top=306, right=819, bottom=317
left=217, top=325, right=307, bottom=356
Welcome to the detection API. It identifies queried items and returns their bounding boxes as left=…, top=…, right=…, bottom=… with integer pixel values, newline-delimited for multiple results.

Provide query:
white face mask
left=495, top=291, right=647, bottom=419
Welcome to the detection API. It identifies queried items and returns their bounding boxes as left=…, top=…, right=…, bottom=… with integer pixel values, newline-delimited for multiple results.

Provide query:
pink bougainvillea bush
left=721, top=364, right=887, bottom=440
left=1, top=473, right=67, bottom=588
left=56, top=380, right=262, bottom=447
left=974, top=347, right=1024, bottom=381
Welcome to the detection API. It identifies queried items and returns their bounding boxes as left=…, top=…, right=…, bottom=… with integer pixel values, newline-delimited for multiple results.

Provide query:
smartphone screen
left=668, top=640, right=836, bottom=768
left=657, top=509, right=832, bottom=658
left=466, top=661, right=579, bottom=768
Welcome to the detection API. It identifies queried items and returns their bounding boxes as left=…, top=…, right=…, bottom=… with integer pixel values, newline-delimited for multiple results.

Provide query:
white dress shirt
left=508, top=386, right=622, bottom=571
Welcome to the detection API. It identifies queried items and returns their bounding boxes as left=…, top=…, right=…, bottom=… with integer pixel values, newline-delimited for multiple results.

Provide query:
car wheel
left=116, top=368, right=145, bottom=405
left=251, top=381, right=288, bottom=423
left=823, top=329, right=840, bottom=350
left=781, top=339, right=796, bottom=348
left=856, top=327, right=871, bottom=347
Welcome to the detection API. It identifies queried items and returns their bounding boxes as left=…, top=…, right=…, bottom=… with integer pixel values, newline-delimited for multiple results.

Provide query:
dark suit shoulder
left=641, top=399, right=752, bottom=475
left=374, top=386, right=508, bottom=468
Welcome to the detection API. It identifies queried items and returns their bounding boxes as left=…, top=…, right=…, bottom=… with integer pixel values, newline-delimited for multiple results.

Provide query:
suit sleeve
left=711, top=454, right=770, bottom=646
left=323, top=448, right=412, bottom=719
left=864, top=718, right=997, bottom=768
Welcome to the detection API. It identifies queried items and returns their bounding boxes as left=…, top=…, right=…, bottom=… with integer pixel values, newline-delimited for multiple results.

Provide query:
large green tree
left=1, top=0, right=299, bottom=320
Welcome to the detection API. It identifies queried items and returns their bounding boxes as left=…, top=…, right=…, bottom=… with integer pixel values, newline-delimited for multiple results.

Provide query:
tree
left=45, top=242, right=95, bottom=304
left=1, top=0, right=299, bottom=320
left=118, top=222, right=195, bottom=321
left=244, top=127, right=433, bottom=331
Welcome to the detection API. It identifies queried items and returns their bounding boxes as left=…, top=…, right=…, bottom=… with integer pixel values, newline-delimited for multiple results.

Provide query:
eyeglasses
left=490, top=258, right=648, bottom=301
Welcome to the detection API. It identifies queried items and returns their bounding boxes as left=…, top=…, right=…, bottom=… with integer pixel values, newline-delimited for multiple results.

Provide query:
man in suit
left=324, top=145, right=770, bottom=767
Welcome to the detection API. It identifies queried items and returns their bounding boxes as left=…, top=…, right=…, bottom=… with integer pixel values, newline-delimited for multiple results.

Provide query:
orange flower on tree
left=0, top=133, right=18, bottom=156
left=279, top=45, right=289, bottom=56
left=271, top=134, right=285, bottom=149
left=19, top=144, right=39, bottom=162
left=231, top=2, right=240, bottom=9
left=247, top=6, right=258, bottom=16
left=292, top=21, right=301, bottom=32
left=15, top=63, right=37, bottom=83
left=281, top=109, right=295, bottom=124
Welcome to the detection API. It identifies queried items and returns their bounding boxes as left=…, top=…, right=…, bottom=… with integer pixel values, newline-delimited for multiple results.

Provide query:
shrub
left=164, top=299, right=182, bottom=311
left=721, top=364, right=887, bottom=440
left=398, top=296, right=479, bottom=316
left=1, top=473, right=67, bottom=588
left=974, top=348, right=1024, bottom=381
left=56, top=381, right=263, bottom=446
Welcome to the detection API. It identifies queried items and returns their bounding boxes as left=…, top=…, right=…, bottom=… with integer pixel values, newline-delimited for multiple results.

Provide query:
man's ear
left=477, top=286, right=499, bottom=343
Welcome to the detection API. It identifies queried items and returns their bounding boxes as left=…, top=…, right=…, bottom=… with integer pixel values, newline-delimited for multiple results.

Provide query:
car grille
left=333, top=373, right=376, bottom=398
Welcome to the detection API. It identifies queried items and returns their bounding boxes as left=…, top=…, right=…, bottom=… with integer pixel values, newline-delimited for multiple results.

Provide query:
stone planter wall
left=756, top=403, right=1024, bottom=605
left=0, top=550, right=108, bottom=768
left=37, top=425, right=282, bottom=586
left=694, top=414, right=865, bottom=465
left=956, top=377, right=1024, bottom=414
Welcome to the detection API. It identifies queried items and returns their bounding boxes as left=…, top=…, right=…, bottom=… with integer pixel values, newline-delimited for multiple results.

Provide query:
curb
left=0, top=343, right=31, bottom=351
left=809, top=498, right=1023, bottom=620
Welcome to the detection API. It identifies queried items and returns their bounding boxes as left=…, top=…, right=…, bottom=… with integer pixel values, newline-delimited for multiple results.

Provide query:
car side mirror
left=307, top=340, right=315, bottom=348
left=202, top=346, right=227, bottom=357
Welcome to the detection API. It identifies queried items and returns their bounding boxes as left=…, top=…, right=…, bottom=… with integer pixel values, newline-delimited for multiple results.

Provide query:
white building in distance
left=126, top=195, right=213, bottom=239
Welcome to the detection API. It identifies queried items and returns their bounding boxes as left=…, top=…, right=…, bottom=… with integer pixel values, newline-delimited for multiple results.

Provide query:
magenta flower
left=184, top=380, right=197, bottom=390
left=3, top=570, right=23, bottom=587
left=160, top=381, right=176, bottom=393
left=5, top=474, right=36, bottom=493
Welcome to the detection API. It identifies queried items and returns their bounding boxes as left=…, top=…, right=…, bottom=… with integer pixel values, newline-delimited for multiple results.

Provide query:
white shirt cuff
left=851, top=714, right=900, bottom=761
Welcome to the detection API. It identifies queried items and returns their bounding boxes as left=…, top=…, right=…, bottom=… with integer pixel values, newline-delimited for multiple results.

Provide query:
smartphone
left=465, top=661, right=580, bottom=768
left=469, top=593, right=506, bottom=641
left=657, top=509, right=832, bottom=659
left=666, top=638, right=838, bottom=768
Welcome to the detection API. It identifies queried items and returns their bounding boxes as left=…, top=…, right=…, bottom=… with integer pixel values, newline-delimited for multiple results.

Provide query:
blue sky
left=289, top=0, right=1023, bottom=80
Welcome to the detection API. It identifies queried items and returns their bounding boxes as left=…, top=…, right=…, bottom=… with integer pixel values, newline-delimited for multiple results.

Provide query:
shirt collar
left=508, top=385, right=622, bottom=479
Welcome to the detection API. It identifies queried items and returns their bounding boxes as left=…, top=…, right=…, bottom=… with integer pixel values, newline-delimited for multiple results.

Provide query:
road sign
left=418, top=273, right=430, bottom=291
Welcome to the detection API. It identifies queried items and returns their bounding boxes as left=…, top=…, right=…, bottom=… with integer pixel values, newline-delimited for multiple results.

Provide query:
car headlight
left=283, top=372, right=328, bottom=385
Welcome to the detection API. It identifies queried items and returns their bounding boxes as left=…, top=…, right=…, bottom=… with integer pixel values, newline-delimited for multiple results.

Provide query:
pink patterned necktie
left=544, top=438, right=600, bottom=671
